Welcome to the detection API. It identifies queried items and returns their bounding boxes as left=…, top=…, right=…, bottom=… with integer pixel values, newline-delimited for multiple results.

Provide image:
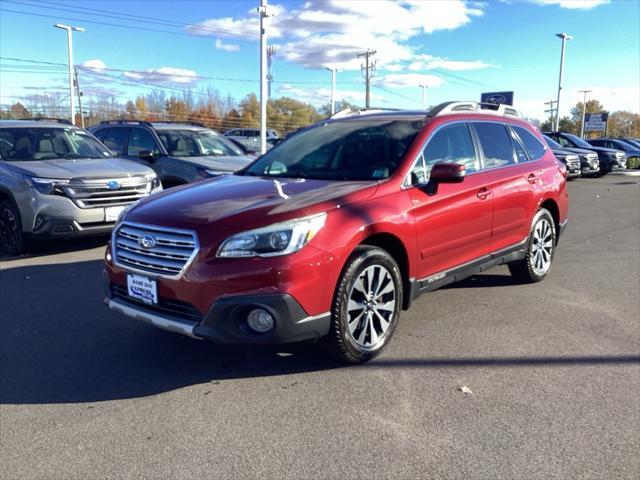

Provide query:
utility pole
left=578, top=89, right=592, bottom=138
left=419, top=84, right=428, bottom=110
left=544, top=100, right=557, bottom=129
left=74, top=68, right=84, bottom=128
left=326, top=67, right=337, bottom=114
left=54, top=23, right=85, bottom=125
left=357, top=49, right=377, bottom=108
left=257, top=0, right=273, bottom=154
left=267, top=46, right=277, bottom=99
left=554, top=32, right=573, bottom=132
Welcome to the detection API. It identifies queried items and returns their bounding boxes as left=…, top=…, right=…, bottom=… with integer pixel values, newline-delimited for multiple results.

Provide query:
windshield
left=564, top=133, right=593, bottom=148
left=543, top=135, right=562, bottom=149
left=0, top=127, right=112, bottom=161
left=243, top=119, right=424, bottom=181
left=156, top=129, right=244, bottom=157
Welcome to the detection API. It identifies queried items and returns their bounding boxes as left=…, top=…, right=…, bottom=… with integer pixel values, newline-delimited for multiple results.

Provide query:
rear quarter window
left=102, top=128, right=130, bottom=155
left=513, top=125, right=546, bottom=161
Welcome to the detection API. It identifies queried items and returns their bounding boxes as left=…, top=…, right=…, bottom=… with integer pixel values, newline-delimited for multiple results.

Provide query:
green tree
left=267, top=97, right=322, bottom=134
left=569, top=99, right=604, bottom=137
left=319, top=99, right=359, bottom=116
left=238, top=93, right=260, bottom=127
left=165, top=97, right=189, bottom=122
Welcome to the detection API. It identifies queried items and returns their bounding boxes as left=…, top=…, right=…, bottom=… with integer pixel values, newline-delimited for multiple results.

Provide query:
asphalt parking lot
left=1, top=176, right=639, bottom=480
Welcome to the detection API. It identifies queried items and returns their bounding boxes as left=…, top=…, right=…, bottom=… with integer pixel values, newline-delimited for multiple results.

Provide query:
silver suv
left=0, top=119, right=161, bottom=255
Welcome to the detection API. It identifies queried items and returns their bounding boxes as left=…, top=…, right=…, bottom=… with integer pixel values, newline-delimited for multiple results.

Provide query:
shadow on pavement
left=2, top=259, right=638, bottom=405
left=0, top=235, right=109, bottom=261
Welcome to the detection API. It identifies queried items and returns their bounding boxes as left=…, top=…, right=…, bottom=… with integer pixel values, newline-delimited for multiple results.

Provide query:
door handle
left=477, top=187, right=491, bottom=200
left=527, top=173, right=537, bottom=184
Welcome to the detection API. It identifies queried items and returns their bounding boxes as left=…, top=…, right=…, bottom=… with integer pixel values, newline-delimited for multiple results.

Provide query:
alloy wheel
left=531, top=218, right=553, bottom=276
left=346, top=265, right=396, bottom=350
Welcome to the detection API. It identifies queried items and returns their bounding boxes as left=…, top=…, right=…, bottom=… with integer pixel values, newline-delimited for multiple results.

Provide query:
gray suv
left=0, top=119, right=161, bottom=255
left=91, top=121, right=253, bottom=188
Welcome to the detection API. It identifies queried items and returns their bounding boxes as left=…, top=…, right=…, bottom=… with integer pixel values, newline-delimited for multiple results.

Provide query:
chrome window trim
left=111, top=220, right=200, bottom=280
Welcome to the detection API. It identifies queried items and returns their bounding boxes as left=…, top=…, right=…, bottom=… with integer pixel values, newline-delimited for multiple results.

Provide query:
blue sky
left=1, top=0, right=638, bottom=120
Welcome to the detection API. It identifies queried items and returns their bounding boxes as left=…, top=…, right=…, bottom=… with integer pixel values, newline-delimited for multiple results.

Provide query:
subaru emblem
left=106, top=180, right=121, bottom=190
left=138, top=234, right=157, bottom=249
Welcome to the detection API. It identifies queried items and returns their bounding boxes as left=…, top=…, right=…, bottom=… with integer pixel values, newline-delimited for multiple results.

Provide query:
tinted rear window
left=473, top=123, right=516, bottom=169
left=513, top=126, right=546, bottom=161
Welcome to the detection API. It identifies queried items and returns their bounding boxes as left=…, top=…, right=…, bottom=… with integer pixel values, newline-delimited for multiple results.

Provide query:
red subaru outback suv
left=103, top=102, right=568, bottom=363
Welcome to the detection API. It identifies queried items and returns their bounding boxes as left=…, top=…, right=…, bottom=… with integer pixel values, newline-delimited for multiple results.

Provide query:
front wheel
left=0, top=200, right=23, bottom=256
left=508, top=209, right=556, bottom=283
left=325, top=246, right=403, bottom=364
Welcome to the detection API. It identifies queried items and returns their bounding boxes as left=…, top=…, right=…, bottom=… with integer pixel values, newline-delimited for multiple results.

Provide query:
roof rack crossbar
left=151, top=121, right=207, bottom=128
left=22, top=117, right=73, bottom=125
left=427, top=101, right=522, bottom=119
left=329, top=107, right=401, bottom=119
left=98, top=119, right=153, bottom=126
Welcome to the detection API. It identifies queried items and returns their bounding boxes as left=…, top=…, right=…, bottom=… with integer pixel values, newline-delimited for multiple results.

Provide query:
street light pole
left=54, top=23, right=84, bottom=125
left=419, top=84, right=428, bottom=110
left=258, top=0, right=272, bottom=155
left=326, top=67, right=337, bottom=115
left=554, top=32, right=573, bottom=132
left=578, top=89, right=592, bottom=138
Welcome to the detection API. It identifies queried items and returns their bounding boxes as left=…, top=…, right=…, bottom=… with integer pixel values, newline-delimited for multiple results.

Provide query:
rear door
left=471, top=122, right=542, bottom=253
left=409, top=122, right=493, bottom=278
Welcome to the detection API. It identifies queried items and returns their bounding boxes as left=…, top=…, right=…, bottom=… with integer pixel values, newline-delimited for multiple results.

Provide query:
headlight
left=23, top=176, right=69, bottom=195
left=217, top=213, right=327, bottom=258
left=145, top=173, right=161, bottom=190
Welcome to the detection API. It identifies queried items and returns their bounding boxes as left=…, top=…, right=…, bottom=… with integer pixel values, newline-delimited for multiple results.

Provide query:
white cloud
left=186, top=1, right=489, bottom=72
left=376, top=73, right=444, bottom=89
left=215, top=38, right=240, bottom=52
left=527, top=0, right=609, bottom=9
left=277, top=83, right=385, bottom=107
left=408, top=54, right=496, bottom=72
left=80, top=59, right=107, bottom=71
left=123, top=67, right=200, bottom=86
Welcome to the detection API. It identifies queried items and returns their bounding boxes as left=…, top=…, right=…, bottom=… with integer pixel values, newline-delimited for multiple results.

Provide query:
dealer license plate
left=127, top=274, right=158, bottom=305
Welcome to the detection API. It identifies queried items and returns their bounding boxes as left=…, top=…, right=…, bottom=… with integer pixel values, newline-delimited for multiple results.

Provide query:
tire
left=325, top=246, right=403, bottom=364
left=0, top=199, right=23, bottom=256
left=508, top=208, right=556, bottom=283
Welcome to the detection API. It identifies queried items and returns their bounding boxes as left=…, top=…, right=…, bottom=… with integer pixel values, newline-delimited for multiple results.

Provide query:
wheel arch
left=358, top=232, right=412, bottom=310
left=539, top=198, right=560, bottom=243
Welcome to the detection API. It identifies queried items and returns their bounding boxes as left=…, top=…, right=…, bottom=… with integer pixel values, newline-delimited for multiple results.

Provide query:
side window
left=557, top=136, right=571, bottom=147
left=127, top=128, right=158, bottom=156
left=473, top=123, right=516, bottom=169
left=422, top=123, right=477, bottom=176
left=102, top=128, right=130, bottom=155
left=93, top=129, right=107, bottom=142
left=513, top=126, right=546, bottom=161
left=510, top=130, right=530, bottom=163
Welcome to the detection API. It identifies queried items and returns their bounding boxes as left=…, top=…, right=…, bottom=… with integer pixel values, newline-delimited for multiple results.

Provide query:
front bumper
left=104, top=273, right=331, bottom=344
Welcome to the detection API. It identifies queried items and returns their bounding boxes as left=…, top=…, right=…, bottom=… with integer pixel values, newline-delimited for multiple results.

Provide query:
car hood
left=128, top=174, right=378, bottom=231
left=5, top=157, right=154, bottom=180
left=171, top=155, right=253, bottom=172
left=551, top=148, right=578, bottom=157
left=555, top=146, right=598, bottom=156
left=583, top=146, right=624, bottom=156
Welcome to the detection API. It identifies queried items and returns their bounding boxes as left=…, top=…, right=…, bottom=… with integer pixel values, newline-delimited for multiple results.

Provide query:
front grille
left=113, top=222, right=198, bottom=278
left=111, top=284, right=203, bottom=322
left=565, top=156, right=580, bottom=169
left=64, top=177, right=152, bottom=208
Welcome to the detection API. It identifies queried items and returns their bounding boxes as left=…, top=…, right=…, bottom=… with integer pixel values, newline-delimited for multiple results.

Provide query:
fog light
left=247, top=308, right=274, bottom=333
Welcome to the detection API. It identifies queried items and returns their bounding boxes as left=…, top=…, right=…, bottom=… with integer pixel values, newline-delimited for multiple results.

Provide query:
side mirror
left=138, top=150, right=155, bottom=162
left=429, top=162, right=466, bottom=183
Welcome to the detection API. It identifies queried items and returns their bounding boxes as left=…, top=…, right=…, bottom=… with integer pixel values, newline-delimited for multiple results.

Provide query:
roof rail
left=150, top=121, right=207, bottom=128
left=98, top=119, right=153, bottom=126
left=330, top=107, right=400, bottom=119
left=427, top=101, right=522, bottom=119
left=23, top=117, right=73, bottom=125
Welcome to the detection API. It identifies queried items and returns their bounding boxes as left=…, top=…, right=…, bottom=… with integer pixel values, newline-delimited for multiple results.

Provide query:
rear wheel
left=325, top=246, right=402, bottom=364
left=0, top=200, right=23, bottom=256
left=508, top=209, right=556, bottom=283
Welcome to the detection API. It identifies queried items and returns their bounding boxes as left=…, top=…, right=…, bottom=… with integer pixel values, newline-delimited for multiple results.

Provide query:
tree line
left=0, top=87, right=354, bottom=135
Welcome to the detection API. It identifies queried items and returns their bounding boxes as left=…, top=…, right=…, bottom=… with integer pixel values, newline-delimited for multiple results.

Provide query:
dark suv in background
left=91, top=121, right=253, bottom=188
left=543, top=134, right=596, bottom=176
left=587, top=138, right=639, bottom=165
left=544, top=132, right=626, bottom=176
